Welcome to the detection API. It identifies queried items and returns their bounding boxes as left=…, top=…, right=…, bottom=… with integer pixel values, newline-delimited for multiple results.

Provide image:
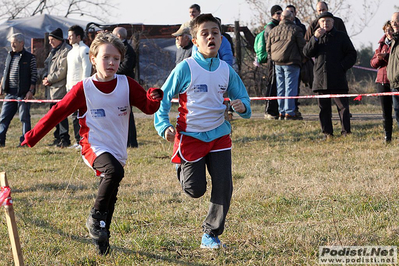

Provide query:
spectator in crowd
left=303, top=12, right=357, bottom=139
left=264, top=5, right=283, bottom=120
left=67, top=25, right=92, bottom=149
left=387, top=12, right=399, bottom=135
left=370, top=21, right=394, bottom=143
left=218, top=19, right=235, bottom=55
left=112, top=26, right=139, bottom=148
left=154, top=14, right=251, bottom=249
left=172, top=25, right=193, bottom=65
left=304, top=1, right=347, bottom=42
left=189, top=4, right=201, bottom=20
left=286, top=5, right=306, bottom=35
left=177, top=4, right=201, bottom=51
left=214, top=17, right=234, bottom=66
left=286, top=4, right=306, bottom=118
left=43, top=28, right=71, bottom=148
left=267, top=10, right=305, bottom=120
left=181, top=4, right=201, bottom=29
left=0, top=33, right=37, bottom=147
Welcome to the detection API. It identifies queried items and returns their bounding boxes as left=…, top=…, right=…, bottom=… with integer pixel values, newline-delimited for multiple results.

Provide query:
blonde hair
left=89, top=32, right=126, bottom=62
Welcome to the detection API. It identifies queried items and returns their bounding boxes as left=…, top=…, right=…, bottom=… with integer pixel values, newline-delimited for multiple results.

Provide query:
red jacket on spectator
left=370, top=35, right=391, bottom=84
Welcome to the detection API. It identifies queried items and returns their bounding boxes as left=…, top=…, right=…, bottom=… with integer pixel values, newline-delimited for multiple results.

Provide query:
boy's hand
left=230, top=99, right=246, bottom=113
left=150, top=91, right=162, bottom=100
left=164, top=126, right=176, bottom=143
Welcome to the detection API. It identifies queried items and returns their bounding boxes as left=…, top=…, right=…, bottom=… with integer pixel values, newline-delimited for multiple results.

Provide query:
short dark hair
left=190, top=13, right=221, bottom=39
left=68, top=25, right=85, bottom=40
left=286, top=5, right=296, bottom=12
left=318, top=1, right=328, bottom=10
left=190, top=4, right=201, bottom=12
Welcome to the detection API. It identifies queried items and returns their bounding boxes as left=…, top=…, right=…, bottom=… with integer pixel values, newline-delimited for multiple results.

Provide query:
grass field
left=1, top=103, right=399, bottom=265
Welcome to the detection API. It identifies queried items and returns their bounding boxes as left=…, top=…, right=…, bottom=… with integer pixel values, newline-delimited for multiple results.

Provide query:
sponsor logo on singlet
left=118, top=106, right=129, bottom=116
left=193, top=84, right=208, bottom=92
left=218, top=84, right=227, bottom=94
left=91, top=109, right=106, bottom=118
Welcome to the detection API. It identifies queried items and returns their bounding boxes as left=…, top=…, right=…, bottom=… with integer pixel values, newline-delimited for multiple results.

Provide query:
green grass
left=1, top=104, right=398, bottom=265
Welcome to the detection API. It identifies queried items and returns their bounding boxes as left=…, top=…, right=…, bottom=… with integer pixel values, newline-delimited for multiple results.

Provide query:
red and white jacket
left=23, top=75, right=162, bottom=166
left=370, top=35, right=391, bottom=85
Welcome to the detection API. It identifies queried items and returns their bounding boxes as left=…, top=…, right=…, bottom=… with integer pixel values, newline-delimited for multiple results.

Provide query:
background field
left=1, top=103, right=399, bottom=265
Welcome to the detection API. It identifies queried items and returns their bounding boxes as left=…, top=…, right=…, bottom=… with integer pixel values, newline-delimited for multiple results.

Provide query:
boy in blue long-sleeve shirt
left=154, top=14, right=251, bottom=249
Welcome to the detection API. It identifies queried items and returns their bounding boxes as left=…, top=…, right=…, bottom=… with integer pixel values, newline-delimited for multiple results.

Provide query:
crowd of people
left=256, top=2, right=357, bottom=140
left=0, top=25, right=140, bottom=149
left=0, top=0, right=398, bottom=256
left=255, top=3, right=399, bottom=143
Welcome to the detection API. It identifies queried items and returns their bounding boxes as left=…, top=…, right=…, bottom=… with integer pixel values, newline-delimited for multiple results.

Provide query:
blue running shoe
left=200, top=233, right=224, bottom=249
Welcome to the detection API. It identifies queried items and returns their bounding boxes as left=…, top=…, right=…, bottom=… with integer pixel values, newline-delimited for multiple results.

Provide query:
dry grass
left=1, top=103, right=399, bottom=265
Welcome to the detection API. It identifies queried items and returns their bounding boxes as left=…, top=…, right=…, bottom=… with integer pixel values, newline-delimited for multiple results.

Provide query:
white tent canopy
left=0, top=14, right=90, bottom=48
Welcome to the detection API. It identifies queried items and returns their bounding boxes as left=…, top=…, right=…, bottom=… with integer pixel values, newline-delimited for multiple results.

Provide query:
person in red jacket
left=370, top=21, right=394, bottom=143
left=21, top=32, right=163, bottom=255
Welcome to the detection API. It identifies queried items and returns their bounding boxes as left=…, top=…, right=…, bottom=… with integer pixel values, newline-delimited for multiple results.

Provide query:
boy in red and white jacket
left=22, top=32, right=163, bottom=255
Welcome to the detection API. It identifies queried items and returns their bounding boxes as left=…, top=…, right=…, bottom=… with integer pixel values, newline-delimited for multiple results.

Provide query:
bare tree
left=0, top=0, right=114, bottom=22
left=246, top=0, right=381, bottom=37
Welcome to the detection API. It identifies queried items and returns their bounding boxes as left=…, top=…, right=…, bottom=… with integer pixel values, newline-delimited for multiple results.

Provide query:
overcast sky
left=112, top=0, right=396, bottom=50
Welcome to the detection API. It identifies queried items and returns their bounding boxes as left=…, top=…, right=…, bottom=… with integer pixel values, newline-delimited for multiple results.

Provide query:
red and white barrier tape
left=0, top=99, right=60, bottom=103
left=248, top=91, right=399, bottom=101
left=352, top=65, right=378, bottom=72
left=2, top=91, right=399, bottom=103
left=0, top=186, right=12, bottom=206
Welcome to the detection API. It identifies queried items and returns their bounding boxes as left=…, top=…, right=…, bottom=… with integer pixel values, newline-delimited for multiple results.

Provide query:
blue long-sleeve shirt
left=154, top=52, right=251, bottom=142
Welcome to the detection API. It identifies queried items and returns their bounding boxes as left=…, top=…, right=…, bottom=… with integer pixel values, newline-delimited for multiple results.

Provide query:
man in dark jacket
left=263, top=5, right=282, bottom=120
left=286, top=5, right=306, bottom=35
left=0, top=33, right=37, bottom=147
left=112, top=26, right=138, bottom=148
left=267, top=10, right=305, bottom=120
left=304, top=1, right=347, bottom=42
left=303, top=12, right=357, bottom=139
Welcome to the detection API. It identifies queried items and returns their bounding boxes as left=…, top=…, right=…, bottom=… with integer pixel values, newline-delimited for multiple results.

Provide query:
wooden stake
left=1, top=172, right=24, bottom=266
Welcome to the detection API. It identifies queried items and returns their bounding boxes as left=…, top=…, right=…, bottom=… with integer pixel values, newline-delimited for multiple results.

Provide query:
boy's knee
left=183, top=184, right=206, bottom=198
left=104, top=163, right=124, bottom=181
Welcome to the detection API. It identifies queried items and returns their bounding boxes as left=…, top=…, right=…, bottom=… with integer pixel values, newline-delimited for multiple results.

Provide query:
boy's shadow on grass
left=14, top=200, right=208, bottom=266
left=13, top=182, right=89, bottom=193
left=112, top=247, right=209, bottom=266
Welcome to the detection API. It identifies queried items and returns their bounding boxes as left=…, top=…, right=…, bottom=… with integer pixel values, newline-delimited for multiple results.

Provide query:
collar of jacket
left=378, top=35, right=387, bottom=45
left=385, top=37, right=392, bottom=46
left=50, top=41, right=64, bottom=55
left=182, top=41, right=193, bottom=50
left=271, top=19, right=279, bottom=26
left=324, top=27, right=337, bottom=37
left=10, top=48, right=25, bottom=57
left=72, top=40, right=85, bottom=47
left=280, top=19, right=294, bottom=25
left=192, top=50, right=220, bottom=72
